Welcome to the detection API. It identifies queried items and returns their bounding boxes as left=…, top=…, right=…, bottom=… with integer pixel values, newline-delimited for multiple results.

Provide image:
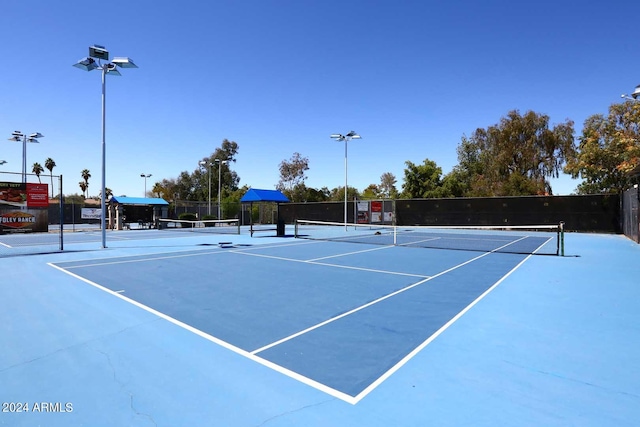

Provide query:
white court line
left=250, top=236, right=530, bottom=362
left=47, top=261, right=358, bottom=404
left=352, top=249, right=536, bottom=404
left=231, top=250, right=430, bottom=279
left=60, top=249, right=225, bottom=269
left=54, top=239, right=321, bottom=270
left=306, top=245, right=392, bottom=262
left=0, top=241, right=12, bottom=248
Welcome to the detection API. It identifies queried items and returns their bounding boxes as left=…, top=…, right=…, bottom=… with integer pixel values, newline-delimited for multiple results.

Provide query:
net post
left=559, top=221, right=565, bottom=256
left=59, top=174, right=64, bottom=251
left=294, top=220, right=299, bottom=238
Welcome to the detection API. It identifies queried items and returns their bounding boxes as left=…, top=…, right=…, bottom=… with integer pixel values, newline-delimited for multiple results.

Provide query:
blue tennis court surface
left=1, top=229, right=639, bottom=426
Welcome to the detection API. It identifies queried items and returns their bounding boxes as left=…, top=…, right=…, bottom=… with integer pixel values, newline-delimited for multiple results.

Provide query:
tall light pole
left=199, top=160, right=212, bottom=216
left=330, top=131, right=361, bottom=229
left=74, top=45, right=138, bottom=248
left=7, top=131, right=44, bottom=183
left=215, top=159, right=229, bottom=220
left=140, top=173, right=152, bottom=197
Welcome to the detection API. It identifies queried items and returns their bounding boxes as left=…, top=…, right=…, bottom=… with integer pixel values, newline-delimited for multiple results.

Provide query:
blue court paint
left=55, top=251, right=424, bottom=351
left=256, top=252, right=526, bottom=396
left=53, top=244, right=527, bottom=399
left=2, top=232, right=639, bottom=426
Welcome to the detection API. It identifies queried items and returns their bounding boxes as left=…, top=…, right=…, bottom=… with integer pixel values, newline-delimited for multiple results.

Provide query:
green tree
left=32, top=162, right=44, bottom=183
left=151, top=182, right=165, bottom=198
left=565, top=101, right=640, bottom=194
left=304, top=186, right=330, bottom=202
left=439, top=169, right=468, bottom=198
left=276, top=152, right=310, bottom=202
left=361, top=184, right=382, bottom=199
left=457, top=110, right=576, bottom=196
left=45, top=158, right=56, bottom=197
left=98, top=188, right=113, bottom=201
left=401, top=158, right=444, bottom=198
left=379, top=172, right=398, bottom=198
left=330, top=186, right=360, bottom=202
left=65, top=193, right=85, bottom=204
left=81, top=169, right=91, bottom=197
left=200, top=139, right=241, bottom=197
left=173, top=139, right=242, bottom=202
left=78, top=181, right=87, bottom=198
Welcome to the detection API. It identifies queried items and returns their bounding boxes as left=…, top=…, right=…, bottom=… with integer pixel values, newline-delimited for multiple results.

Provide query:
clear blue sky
left=2, top=0, right=640, bottom=197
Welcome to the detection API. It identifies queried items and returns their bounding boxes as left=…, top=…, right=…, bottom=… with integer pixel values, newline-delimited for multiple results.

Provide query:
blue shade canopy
left=110, top=196, right=168, bottom=205
left=240, top=189, right=289, bottom=203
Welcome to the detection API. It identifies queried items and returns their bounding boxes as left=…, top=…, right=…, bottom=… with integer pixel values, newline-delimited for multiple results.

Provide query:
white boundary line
left=231, top=250, right=430, bottom=279
left=305, top=245, right=391, bottom=261
left=351, top=251, right=536, bottom=403
left=47, top=261, right=357, bottom=404
left=60, top=249, right=225, bottom=269
left=250, top=245, right=504, bottom=356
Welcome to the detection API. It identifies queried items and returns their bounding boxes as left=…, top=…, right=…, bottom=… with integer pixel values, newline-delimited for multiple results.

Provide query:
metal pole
left=22, top=135, right=26, bottom=183
left=344, top=139, right=348, bottom=229
left=208, top=163, right=212, bottom=216
left=218, top=163, right=222, bottom=219
left=101, top=66, right=107, bottom=248
left=59, top=174, right=64, bottom=251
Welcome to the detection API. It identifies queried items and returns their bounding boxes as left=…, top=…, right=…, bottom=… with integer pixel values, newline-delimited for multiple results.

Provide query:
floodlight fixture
left=140, top=173, right=152, bottom=196
left=73, top=57, right=99, bottom=71
left=112, top=57, right=138, bottom=69
left=89, top=45, right=109, bottom=60
left=104, top=63, right=121, bottom=76
left=345, top=130, right=361, bottom=139
left=7, top=130, right=44, bottom=182
left=621, top=84, right=640, bottom=102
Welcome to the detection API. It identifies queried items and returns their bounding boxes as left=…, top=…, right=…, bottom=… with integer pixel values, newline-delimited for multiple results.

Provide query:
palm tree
left=45, top=158, right=56, bottom=198
left=81, top=169, right=91, bottom=197
left=99, top=187, right=113, bottom=201
left=79, top=181, right=88, bottom=198
left=32, top=162, right=44, bottom=183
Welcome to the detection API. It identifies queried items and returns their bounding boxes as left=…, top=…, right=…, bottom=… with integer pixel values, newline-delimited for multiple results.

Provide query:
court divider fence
left=279, top=194, right=622, bottom=234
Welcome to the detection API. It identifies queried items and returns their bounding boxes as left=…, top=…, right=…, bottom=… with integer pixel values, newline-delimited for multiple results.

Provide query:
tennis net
left=294, top=219, right=565, bottom=256
left=158, top=218, right=240, bottom=235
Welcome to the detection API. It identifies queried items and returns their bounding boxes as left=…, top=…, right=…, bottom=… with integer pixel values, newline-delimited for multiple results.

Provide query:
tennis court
left=1, top=225, right=639, bottom=426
